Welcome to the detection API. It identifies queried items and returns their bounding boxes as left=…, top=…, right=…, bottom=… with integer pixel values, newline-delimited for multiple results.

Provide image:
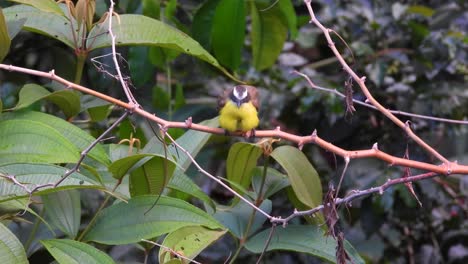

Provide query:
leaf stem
left=74, top=52, right=87, bottom=84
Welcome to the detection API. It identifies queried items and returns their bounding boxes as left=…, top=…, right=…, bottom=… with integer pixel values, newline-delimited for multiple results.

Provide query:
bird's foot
left=245, top=129, right=256, bottom=142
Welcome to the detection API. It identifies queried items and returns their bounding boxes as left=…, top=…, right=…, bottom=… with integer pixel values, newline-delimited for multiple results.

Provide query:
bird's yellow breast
left=219, top=101, right=259, bottom=132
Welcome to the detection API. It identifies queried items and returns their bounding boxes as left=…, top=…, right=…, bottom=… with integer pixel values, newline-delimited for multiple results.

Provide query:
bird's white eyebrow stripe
left=233, top=87, right=248, bottom=100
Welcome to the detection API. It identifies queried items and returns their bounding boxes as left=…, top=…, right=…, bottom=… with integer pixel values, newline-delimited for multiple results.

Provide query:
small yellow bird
left=218, top=85, right=260, bottom=133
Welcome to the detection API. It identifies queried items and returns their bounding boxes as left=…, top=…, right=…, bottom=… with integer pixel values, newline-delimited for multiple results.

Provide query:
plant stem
left=74, top=51, right=87, bottom=84
left=77, top=181, right=121, bottom=241
left=229, top=156, right=270, bottom=264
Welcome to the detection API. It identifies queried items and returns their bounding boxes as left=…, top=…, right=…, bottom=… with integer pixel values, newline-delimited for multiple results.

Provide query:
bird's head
left=229, top=85, right=250, bottom=107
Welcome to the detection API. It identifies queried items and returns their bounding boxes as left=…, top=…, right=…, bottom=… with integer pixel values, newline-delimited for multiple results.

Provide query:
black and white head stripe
left=233, top=86, right=248, bottom=100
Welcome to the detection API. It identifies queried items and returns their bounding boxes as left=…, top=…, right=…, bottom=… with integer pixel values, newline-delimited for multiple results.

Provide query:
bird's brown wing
left=217, top=87, right=232, bottom=111
left=246, top=85, right=260, bottom=110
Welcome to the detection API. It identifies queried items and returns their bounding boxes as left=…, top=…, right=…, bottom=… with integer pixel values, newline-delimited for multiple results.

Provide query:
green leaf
left=108, top=154, right=174, bottom=180
left=41, top=239, right=115, bottom=264
left=250, top=1, right=288, bottom=70
left=407, top=5, right=435, bottom=17
left=0, top=222, right=28, bottom=264
left=192, top=0, right=221, bottom=49
left=0, top=163, right=100, bottom=201
left=211, top=0, right=246, bottom=70
left=159, top=226, right=227, bottom=263
left=251, top=167, right=290, bottom=199
left=214, top=199, right=271, bottom=238
left=143, top=0, right=160, bottom=20
left=271, top=145, right=322, bottom=209
left=0, top=119, right=80, bottom=164
left=83, top=195, right=223, bottom=244
left=168, top=171, right=215, bottom=210
left=8, top=0, right=64, bottom=16
left=42, top=190, right=81, bottom=238
left=277, top=0, right=298, bottom=39
left=87, top=104, right=112, bottom=122
left=86, top=14, right=238, bottom=81
left=174, top=84, right=185, bottom=110
left=13, top=84, right=81, bottom=118
left=245, top=225, right=364, bottom=264
left=226, top=142, right=262, bottom=192
left=129, top=156, right=176, bottom=197
left=0, top=8, right=11, bottom=62
left=3, top=5, right=76, bottom=48
left=0, top=111, right=110, bottom=165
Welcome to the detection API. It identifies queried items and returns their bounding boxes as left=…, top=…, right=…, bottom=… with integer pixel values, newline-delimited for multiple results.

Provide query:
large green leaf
left=245, top=225, right=364, bottom=264
left=0, top=8, right=11, bottom=62
left=226, top=142, right=262, bottom=192
left=192, top=0, right=221, bottom=49
left=211, top=0, right=246, bottom=70
left=0, top=223, right=28, bottom=264
left=0, top=163, right=100, bottom=202
left=86, top=14, right=237, bottom=81
left=13, top=84, right=81, bottom=118
left=8, top=0, right=64, bottom=16
left=83, top=195, right=223, bottom=245
left=250, top=1, right=289, bottom=70
left=0, top=111, right=110, bottom=165
left=159, top=226, right=227, bottom=263
left=0, top=119, right=80, bottom=164
left=271, top=145, right=322, bottom=209
left=41, top=239, right=115, bottom=264
left=42, top=190, right=81, bottom=238
left=214, top=199, right=271, bottom=238
left=3, top=5, right=76, bottom=48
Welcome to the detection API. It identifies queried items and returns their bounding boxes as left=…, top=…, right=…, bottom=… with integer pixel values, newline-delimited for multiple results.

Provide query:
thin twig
left=293, top=71, right=468, bottom=125
left=271, top=171, right=438, bottom=226
left=163, top=130, right=272, bottom=219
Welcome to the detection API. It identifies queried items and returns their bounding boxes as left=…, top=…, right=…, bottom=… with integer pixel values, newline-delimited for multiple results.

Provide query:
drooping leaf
left=8, top=0, right=64, bottom=16
left=83, top=195, right=223, bottom=245
left=214, top=199, right=271, bottom=238
left=0, top=111, right=110, bottom=165
left=13, top=84, right=80, bottom=118
left=245, top=225, right=364, bottom=264
left=251, top=167, right=290, bottom=199
left=0, top=222, right=28, bottom=264
left=129, top=156, right=176, bottom=197
left=211, top=0, right=246, bottom=70
left=226, top=142, right=262, bottom=192
left=3, top=5, right=77, bottom=48
left=159, top=226, right=227, bottom=263
left=168, top=171, right=215, bottom=210
left=0, top=119, right=80, bottom=164
left=192, top=0, right=221, bottom=49
left=41, top=239, right=115, bottom=264
left=42, top=190, right=81, bottom=238
left=271, top=145, right=322, bottom=209
left=86, top=14, right=238, bottom=81
left=0, top=8, right=11, bottom=62
left=250, top=1, right=288, bottom=70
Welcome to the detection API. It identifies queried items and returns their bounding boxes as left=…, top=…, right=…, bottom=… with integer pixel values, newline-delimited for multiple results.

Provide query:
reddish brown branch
left=0, top=64, right=467, bottom=175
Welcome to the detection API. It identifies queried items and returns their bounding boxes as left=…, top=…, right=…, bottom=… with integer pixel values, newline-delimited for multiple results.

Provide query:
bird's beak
left=236, top=100, right=241, bottom=107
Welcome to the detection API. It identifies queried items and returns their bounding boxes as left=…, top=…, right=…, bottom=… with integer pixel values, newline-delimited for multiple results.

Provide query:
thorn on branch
left=49, top=69, right=55, bottom=77
left=372, top=143, right=379, bottom=150
left=185, top=117, right=193, bottom=128
left=360, top=76, right=366, bottom=82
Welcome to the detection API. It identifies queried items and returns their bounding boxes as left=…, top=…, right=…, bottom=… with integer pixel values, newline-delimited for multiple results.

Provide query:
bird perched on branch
left=218, top=85, right=260, bottom=134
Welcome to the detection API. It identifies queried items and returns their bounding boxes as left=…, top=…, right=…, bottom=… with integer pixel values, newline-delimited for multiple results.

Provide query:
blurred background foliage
left=1, top=0, right=467, bottom=263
